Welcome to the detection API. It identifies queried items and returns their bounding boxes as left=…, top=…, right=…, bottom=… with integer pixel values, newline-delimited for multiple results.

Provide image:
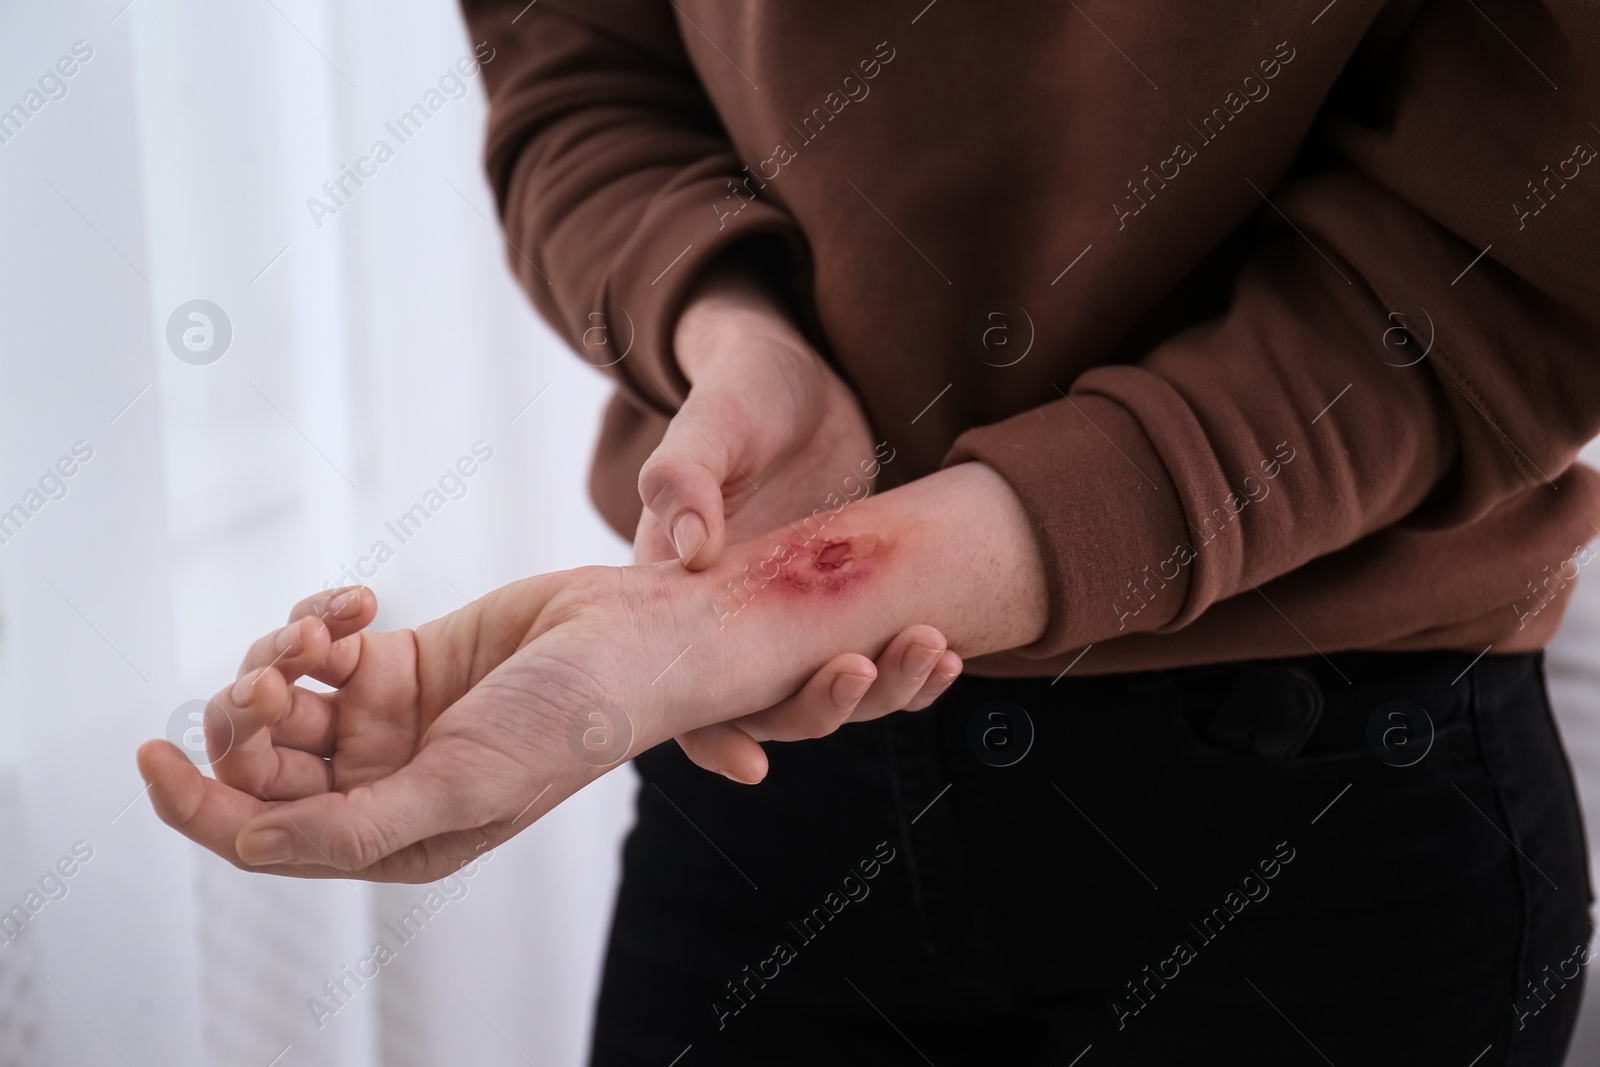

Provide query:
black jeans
left=591, top=650, right=1592, bottom=1066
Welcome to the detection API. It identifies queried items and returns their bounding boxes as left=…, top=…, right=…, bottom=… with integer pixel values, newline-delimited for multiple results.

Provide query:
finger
left=268, top=685, right=339, bottom=755
left=852, top=626, right=947, bottom=720
left=733, top=653, right=878, bottom=744
left=234, top=586, right=372, bottom=689
left=137, top=740, right=345, bottom=879
left=209, top=665, right=281, bottom=767
left=230, top=738, right=506, bottom=870
left=210, top=667, right=335, bottom=800
left=287, top=586, right=375, bottom=688
left=637, top=391, right=749, bottom=569
left=303, top=632, right=366, bottom=690
left=236, top=614, right=333, bottom=685
left=676, top=723, right=770, bottom=785
left=239, top=585, right=370, bottom=675
left=632, top=506, right=678, bottom=566
left=902, top=650, right=963, bottom=712
left=287, top=585, right=375, bottom=636
left=679, top=651, right=882, bottom=782
left=140, top=740, right=471, bottom=884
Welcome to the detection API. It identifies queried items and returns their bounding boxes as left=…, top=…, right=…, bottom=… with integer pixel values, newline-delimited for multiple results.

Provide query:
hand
left=138, top=571, right=698, bottom=882
left=138, top=566, right=952, bottom=881
left=639, top=264, right=960, bottom=782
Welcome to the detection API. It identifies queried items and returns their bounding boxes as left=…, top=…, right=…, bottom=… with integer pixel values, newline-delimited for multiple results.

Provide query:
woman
left=141, top=1, right=1600, bottom=1063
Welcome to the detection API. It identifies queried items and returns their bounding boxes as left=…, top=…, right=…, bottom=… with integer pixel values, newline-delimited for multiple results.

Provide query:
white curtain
left=0, top=1, right=634, bottom=1065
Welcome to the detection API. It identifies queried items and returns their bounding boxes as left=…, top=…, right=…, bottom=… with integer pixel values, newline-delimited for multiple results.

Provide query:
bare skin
left=640, top=262, right=963, bottom=783
left=136, top=463, right=1047, bottom=883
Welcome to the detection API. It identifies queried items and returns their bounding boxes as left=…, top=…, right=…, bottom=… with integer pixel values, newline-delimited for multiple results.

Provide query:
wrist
left=639, top=463, right=1048, bottom=735
left=673, top=263, right=809, bottom=384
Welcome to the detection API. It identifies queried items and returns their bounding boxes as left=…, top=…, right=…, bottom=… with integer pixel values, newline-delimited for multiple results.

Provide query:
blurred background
left=0, top=1, right=633, bottom=1064
left=0, top=1, right=1596, bottom=1065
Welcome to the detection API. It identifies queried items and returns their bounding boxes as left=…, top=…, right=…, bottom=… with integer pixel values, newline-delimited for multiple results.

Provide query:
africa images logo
left=166, top=300, right=232, bottom=365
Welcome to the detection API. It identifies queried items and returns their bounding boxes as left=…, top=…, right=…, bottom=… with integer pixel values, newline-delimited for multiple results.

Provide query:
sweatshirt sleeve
left=458, top=0, right=810, bottom=412
left=947, top=2, right=1600, bottom=658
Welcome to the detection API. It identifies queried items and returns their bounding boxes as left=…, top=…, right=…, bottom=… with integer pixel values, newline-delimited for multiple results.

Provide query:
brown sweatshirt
left=460, top=0, right=1600, bottom=677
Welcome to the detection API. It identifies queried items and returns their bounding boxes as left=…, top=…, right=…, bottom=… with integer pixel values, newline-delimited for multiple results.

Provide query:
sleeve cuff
left=604, top=172, right=811, bottom=414
left=944, top=389, right=1193, bottom=658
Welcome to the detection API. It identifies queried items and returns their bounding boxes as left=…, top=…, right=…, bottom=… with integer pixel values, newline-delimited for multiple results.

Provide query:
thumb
left=637, top=391, right=752, bottom=570
left=632, top=505, right=678, bottom=565
left=232, top=741, right=506, bottom=871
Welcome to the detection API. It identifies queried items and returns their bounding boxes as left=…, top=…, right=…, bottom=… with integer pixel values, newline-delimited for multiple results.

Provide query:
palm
left=150, top=578, right=635, bottom=882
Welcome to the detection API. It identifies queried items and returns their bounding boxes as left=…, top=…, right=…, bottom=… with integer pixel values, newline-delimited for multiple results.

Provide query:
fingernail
left=720, top=770, right=755, bottom=786
left=274, top=622, right=301, bottom=654
left=232, top=668, right=265, bottom=706
left=672, top=512, right=707, bottom=564
left=238, top=828, right=293, bottom=866
left=830, top=672, right=874, bottom=708
left=903, top=644, right=938, bottom=681
left=329, top=587, right=362, bottom=617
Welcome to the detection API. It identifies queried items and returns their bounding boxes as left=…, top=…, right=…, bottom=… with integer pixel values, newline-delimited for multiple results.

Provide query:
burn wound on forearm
left=711, top=533, right=884, bottom=628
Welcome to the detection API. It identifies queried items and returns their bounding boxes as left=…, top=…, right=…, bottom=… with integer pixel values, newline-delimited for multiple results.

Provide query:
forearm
left=457, top=461, right=1044, bottom=774
left=650, top=462, right=1047, bottom=732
